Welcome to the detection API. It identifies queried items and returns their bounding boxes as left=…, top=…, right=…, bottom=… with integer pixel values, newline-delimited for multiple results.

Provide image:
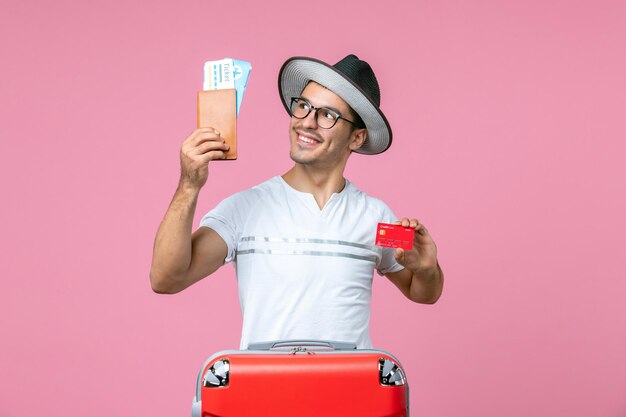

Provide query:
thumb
left=394, top=248, right=405, bottom=265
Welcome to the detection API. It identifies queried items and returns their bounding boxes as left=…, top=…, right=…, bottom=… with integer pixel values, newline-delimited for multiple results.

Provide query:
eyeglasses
left=289, top=97, right=358, bottom=129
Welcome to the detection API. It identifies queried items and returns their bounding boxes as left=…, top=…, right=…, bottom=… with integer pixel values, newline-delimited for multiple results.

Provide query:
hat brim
left=278, top=57, right=392, bottom=155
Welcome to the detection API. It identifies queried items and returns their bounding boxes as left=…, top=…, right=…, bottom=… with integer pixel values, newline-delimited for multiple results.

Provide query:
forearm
left=150, top=184, right=200, bottom=292
left=409, top=263, right=444, bottom=304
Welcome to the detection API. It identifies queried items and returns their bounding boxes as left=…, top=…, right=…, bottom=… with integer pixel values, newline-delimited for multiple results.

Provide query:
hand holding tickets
left=198, top=58, right=252, bottom=160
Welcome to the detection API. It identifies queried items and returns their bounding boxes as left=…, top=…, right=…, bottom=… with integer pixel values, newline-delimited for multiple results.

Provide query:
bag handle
left=247, top=339, right=357, bottom=351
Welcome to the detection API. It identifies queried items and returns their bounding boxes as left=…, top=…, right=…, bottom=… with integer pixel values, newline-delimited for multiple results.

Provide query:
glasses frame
left=289, top=97, right=358, bottom=129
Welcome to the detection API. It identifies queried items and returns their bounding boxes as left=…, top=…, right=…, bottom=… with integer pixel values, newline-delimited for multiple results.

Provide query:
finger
left=192, top=140, right=229, bottom=156
left=184, top=128, right=223, bottom=147
left=196, top=127, right=220, bottom=135
left=182, top=137, right=225, bottom=157
left=393, top=248, right=405, bottom=264
left=183, top=128, right=216, bottom=145
left=192, top=133, right=224, bottom=147
left=397, top=218, right=420, bottom=229
left=182, top=142, right=225, bottom=161
left=415, top=223, right=430, bottom=237
left=396, top=217, right=410, bottom=227
left=197, top=150, right=227, bottom=162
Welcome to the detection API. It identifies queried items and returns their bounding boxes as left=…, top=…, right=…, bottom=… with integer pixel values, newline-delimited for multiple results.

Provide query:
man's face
left=288, top=82, right=365, bottom=168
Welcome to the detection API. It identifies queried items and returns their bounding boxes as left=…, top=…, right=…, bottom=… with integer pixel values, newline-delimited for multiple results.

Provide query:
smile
left=298, top=135, right=319, bottom=144
left=295, top=130, right=322, bottom=146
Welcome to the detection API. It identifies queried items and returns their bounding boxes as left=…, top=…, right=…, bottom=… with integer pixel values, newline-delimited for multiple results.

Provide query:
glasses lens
left=289, top=98, right=340, bottom=129
left=290, top=98, right=310, bottom=119
left=316, top=108, right=339, bottom=129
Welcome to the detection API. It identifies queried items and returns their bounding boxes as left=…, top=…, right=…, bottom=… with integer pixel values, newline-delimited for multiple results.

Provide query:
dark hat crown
left=333, top=54, right=381, bottom=107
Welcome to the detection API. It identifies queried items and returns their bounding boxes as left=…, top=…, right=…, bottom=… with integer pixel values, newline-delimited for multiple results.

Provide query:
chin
left=289, top=150, right=315, bottom=165
left=289, top=139, right=315, bottom=164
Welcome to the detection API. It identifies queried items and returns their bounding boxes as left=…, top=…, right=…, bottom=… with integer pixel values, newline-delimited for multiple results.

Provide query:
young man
left=150, top=55, right=444, bottom=349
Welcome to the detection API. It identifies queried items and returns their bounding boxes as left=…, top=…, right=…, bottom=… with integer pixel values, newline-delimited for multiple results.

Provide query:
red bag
left=191, top=340, right=409, bottom=417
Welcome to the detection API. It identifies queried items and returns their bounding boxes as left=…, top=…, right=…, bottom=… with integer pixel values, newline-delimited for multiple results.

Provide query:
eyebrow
left=299, top=95, right=343, bottom=116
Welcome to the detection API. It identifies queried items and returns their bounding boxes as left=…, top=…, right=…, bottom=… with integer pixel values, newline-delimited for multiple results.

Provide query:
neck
left=282, top=164, right=347, bottom=209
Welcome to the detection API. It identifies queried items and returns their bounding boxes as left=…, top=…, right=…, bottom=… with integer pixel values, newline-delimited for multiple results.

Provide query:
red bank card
left=375, top=223, right=415, bottom=250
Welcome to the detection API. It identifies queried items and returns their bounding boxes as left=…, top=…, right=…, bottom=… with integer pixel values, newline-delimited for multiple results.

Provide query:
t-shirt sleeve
left=376, top=204, right=406, bottom=276
left=198, top=192, right=249, bottom=263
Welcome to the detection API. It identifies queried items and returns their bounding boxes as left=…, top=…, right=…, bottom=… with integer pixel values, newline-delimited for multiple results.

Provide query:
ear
left=349, top=128, right=368, bottom=151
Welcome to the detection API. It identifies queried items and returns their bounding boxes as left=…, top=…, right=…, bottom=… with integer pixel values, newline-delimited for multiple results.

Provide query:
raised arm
left=149, top=128, right=230, bottom=294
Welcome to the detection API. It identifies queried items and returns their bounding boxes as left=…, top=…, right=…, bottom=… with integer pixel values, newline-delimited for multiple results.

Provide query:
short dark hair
left=348, top=107, right=366, bottom=129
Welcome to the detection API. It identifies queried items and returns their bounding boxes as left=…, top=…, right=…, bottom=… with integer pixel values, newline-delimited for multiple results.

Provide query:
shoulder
left=202, top=177, right=280, bottom=221
left=250, top=176, right=283, bottom=194
left=345, top=180, right=395, bottom=217
left=220, top=177, right=280, bottom=204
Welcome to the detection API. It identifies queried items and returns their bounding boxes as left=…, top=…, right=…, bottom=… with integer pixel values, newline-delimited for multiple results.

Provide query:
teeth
left=299, top=135, right=317, bottom=144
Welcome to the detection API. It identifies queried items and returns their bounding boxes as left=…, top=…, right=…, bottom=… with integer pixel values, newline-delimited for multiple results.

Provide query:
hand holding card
left=382, top=218, right=440, bottom=277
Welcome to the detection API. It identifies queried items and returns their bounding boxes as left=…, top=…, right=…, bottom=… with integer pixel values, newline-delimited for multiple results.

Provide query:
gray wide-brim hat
left=278, top=54, right=392, bottom=155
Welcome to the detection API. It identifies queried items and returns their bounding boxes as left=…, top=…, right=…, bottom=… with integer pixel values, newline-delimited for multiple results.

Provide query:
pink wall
left=2, top=0, right=625, bottom=416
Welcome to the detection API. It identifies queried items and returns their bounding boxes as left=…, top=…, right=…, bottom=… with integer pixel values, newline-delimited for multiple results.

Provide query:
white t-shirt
left=199, top=176, right=404, bottom=349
